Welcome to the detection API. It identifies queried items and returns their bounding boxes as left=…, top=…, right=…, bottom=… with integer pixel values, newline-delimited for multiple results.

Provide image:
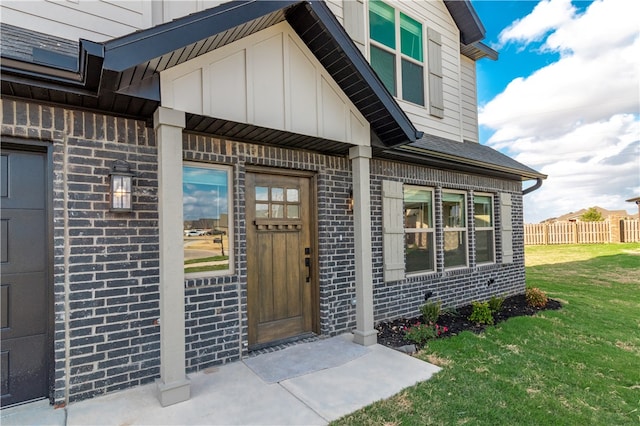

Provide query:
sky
left=183, top=166, right=229, bottom=221
left=471, top=0, right=639, bottom=223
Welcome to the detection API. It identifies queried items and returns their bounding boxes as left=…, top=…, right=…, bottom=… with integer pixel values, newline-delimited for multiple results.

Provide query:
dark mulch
left=376, top=294, right=562, bottom=349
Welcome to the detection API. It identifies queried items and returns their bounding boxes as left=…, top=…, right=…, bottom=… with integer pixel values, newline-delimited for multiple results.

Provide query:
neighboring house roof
left=547, top=206, right=633, bottom=222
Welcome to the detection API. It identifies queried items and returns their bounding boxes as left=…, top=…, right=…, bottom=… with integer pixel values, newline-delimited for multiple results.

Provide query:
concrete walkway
left=1, top=334, right=440, bottom=426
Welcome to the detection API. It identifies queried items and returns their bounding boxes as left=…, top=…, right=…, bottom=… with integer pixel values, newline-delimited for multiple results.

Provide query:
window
left=442, top=191, right=467, bottom=268
left=183, top=163, right=233, bottom=275
left=404, top=186, right=435, bottom=274
left=474, top=194, right=495, bottom=264
left=369, top=0, right=425, bottom=105
left=254, top=186, right=300, bottom=219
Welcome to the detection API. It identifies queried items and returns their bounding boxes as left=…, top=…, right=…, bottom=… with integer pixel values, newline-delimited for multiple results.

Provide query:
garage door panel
left=0, top=148, right=49, bottom=407
left=0, top=152, right=45, bottom=209
left=1, top=272, right=47, bottom=340
left=0, top=210, right=46, bottom=274
left=0, top=335, right=48, bottom=406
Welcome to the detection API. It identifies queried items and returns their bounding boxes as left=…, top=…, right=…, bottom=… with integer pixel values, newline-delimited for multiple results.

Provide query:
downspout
left=522, top=178, right=543, bottom=195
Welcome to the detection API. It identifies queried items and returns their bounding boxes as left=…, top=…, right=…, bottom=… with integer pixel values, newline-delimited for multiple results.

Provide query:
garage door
left=1, top=148, right=49, bottom=407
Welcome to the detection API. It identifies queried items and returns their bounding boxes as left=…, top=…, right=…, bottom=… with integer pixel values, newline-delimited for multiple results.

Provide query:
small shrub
left=404, top=323, right=449, bottom=347
left=405, top=324, right=437, bottom=347
left=488, top=294, right=505, bottom=314
left=420, top=301, right=442, bottom=324
left=469, top=301, right=494, bottom=325
left=526, top=287, right=548, bottom=308
left=441, top=305, right=458, bottom=317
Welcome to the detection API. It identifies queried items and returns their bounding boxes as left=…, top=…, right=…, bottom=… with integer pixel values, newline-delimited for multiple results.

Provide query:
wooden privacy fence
left=524, top=220, right=640, bottom=245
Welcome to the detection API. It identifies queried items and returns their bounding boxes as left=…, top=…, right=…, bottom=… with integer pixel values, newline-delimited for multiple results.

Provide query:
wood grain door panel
left=246, top=171, right=314, bottom=348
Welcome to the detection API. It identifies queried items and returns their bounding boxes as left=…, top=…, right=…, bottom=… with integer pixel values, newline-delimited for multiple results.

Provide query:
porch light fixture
left=109, top=160, right=134, bottom=212
left=348, top=188, right=354, bottom=212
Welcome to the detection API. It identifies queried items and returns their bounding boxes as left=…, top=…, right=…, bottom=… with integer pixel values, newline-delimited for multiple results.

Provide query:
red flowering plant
left=404, top=322, right=449, bottom=347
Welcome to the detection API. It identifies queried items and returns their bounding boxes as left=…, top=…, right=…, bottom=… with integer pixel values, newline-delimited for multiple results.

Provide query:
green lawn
left=334, top=243, right=640, bottom=425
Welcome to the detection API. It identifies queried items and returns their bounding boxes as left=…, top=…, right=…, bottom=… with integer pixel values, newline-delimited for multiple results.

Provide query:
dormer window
left=369, top=0, right=424, bottom=106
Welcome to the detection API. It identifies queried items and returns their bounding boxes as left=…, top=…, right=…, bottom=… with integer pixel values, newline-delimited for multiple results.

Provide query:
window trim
left=474, top=192, right=496, bottom=265
left=369, top=0, right=426, bottom=106
left=442, top=189, right=468, bottom=270
left=403, top=184, right=436, bottom=276
left=183, top=161, right=234, bottom=278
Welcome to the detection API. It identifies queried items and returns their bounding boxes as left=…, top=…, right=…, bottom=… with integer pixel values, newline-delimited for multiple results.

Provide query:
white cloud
left=479, top=0, right=640, bottom=222
left=498, top=0, right=576, bottom=47
left=545, top=0, right=640, bottom=57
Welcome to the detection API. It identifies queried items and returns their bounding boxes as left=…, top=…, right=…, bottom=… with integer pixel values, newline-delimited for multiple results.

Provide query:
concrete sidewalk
left=1, top=334, right=440, bottom=425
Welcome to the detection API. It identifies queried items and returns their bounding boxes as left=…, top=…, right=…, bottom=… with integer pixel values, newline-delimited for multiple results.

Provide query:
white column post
left=154, top=107, right=190, bottom=406
left=349, top=145, right=377, bottom=346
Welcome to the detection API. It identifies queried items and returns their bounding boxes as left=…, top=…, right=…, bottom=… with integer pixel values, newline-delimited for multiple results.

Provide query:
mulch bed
left=376, top=294, right=562, bottom=349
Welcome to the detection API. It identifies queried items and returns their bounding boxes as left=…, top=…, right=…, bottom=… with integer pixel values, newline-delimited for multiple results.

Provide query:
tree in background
left=580, top=207, right=605, bottom=222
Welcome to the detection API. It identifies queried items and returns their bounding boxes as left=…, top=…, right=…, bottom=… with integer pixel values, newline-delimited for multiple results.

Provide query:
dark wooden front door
left=246, top=170, right=315, bottom=348
left=1, top=149, right=49, bottom=406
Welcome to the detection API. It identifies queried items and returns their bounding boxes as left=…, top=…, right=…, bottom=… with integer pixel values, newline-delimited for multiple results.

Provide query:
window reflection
left=183, top=164, right=231, bottom=275
left=254, top=184, right=301, bottom=219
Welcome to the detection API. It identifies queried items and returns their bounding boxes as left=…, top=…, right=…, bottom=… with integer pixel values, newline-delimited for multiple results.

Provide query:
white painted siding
left=392, top=0, right=464, bottom=142
left=0, top=0, right=227, bottom=42
left=460, top=56, right=479, bottom=143
left=152, top=0, right=226, bottom=26
left=326, top=0, right=344, bottom=25
left=1, top=0, right=152, bottom=41
left=160, top=22, right=369, bottom=146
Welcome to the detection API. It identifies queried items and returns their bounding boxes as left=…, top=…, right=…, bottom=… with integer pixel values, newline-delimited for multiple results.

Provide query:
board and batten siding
left=460, top=56, right=479, bottom=143
left=160, top=22, right=369, bottom=147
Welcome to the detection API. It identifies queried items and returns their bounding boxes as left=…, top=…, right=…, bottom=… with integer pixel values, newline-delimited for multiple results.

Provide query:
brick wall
left=370, top=159, right=526, bottom=322
left=2, top=98, right=527, bottom=404
left=2, top=98, right=161, bottom=404
left=181, top=133, right=358, bottom=367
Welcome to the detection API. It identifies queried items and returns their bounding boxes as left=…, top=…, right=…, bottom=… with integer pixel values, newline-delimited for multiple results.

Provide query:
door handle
left=305, top=257, right=311, bottom=283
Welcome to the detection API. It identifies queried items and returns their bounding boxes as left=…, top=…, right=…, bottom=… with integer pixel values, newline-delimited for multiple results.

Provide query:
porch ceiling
left=185, top=114, right=354, bottom=154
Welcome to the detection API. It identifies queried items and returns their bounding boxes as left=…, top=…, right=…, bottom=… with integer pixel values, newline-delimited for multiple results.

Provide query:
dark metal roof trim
left=102, top=1, right=296, bottom=71
left=288, top=1, right=423, bottom=146
left=443, top=0, right=486, bottom=45
left=382, top=134, right=547, bottom=181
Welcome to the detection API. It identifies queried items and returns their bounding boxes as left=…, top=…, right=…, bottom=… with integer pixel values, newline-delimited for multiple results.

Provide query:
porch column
left=349, top=145, right=377, bottom=346
left=153, top=107, right=190, bottom=406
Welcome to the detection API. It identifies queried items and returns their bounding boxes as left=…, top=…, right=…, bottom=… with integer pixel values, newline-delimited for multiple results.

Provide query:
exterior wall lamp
left=109, top=160, right=135, bottom=212
left=348, top=188, right=354, bottom=212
